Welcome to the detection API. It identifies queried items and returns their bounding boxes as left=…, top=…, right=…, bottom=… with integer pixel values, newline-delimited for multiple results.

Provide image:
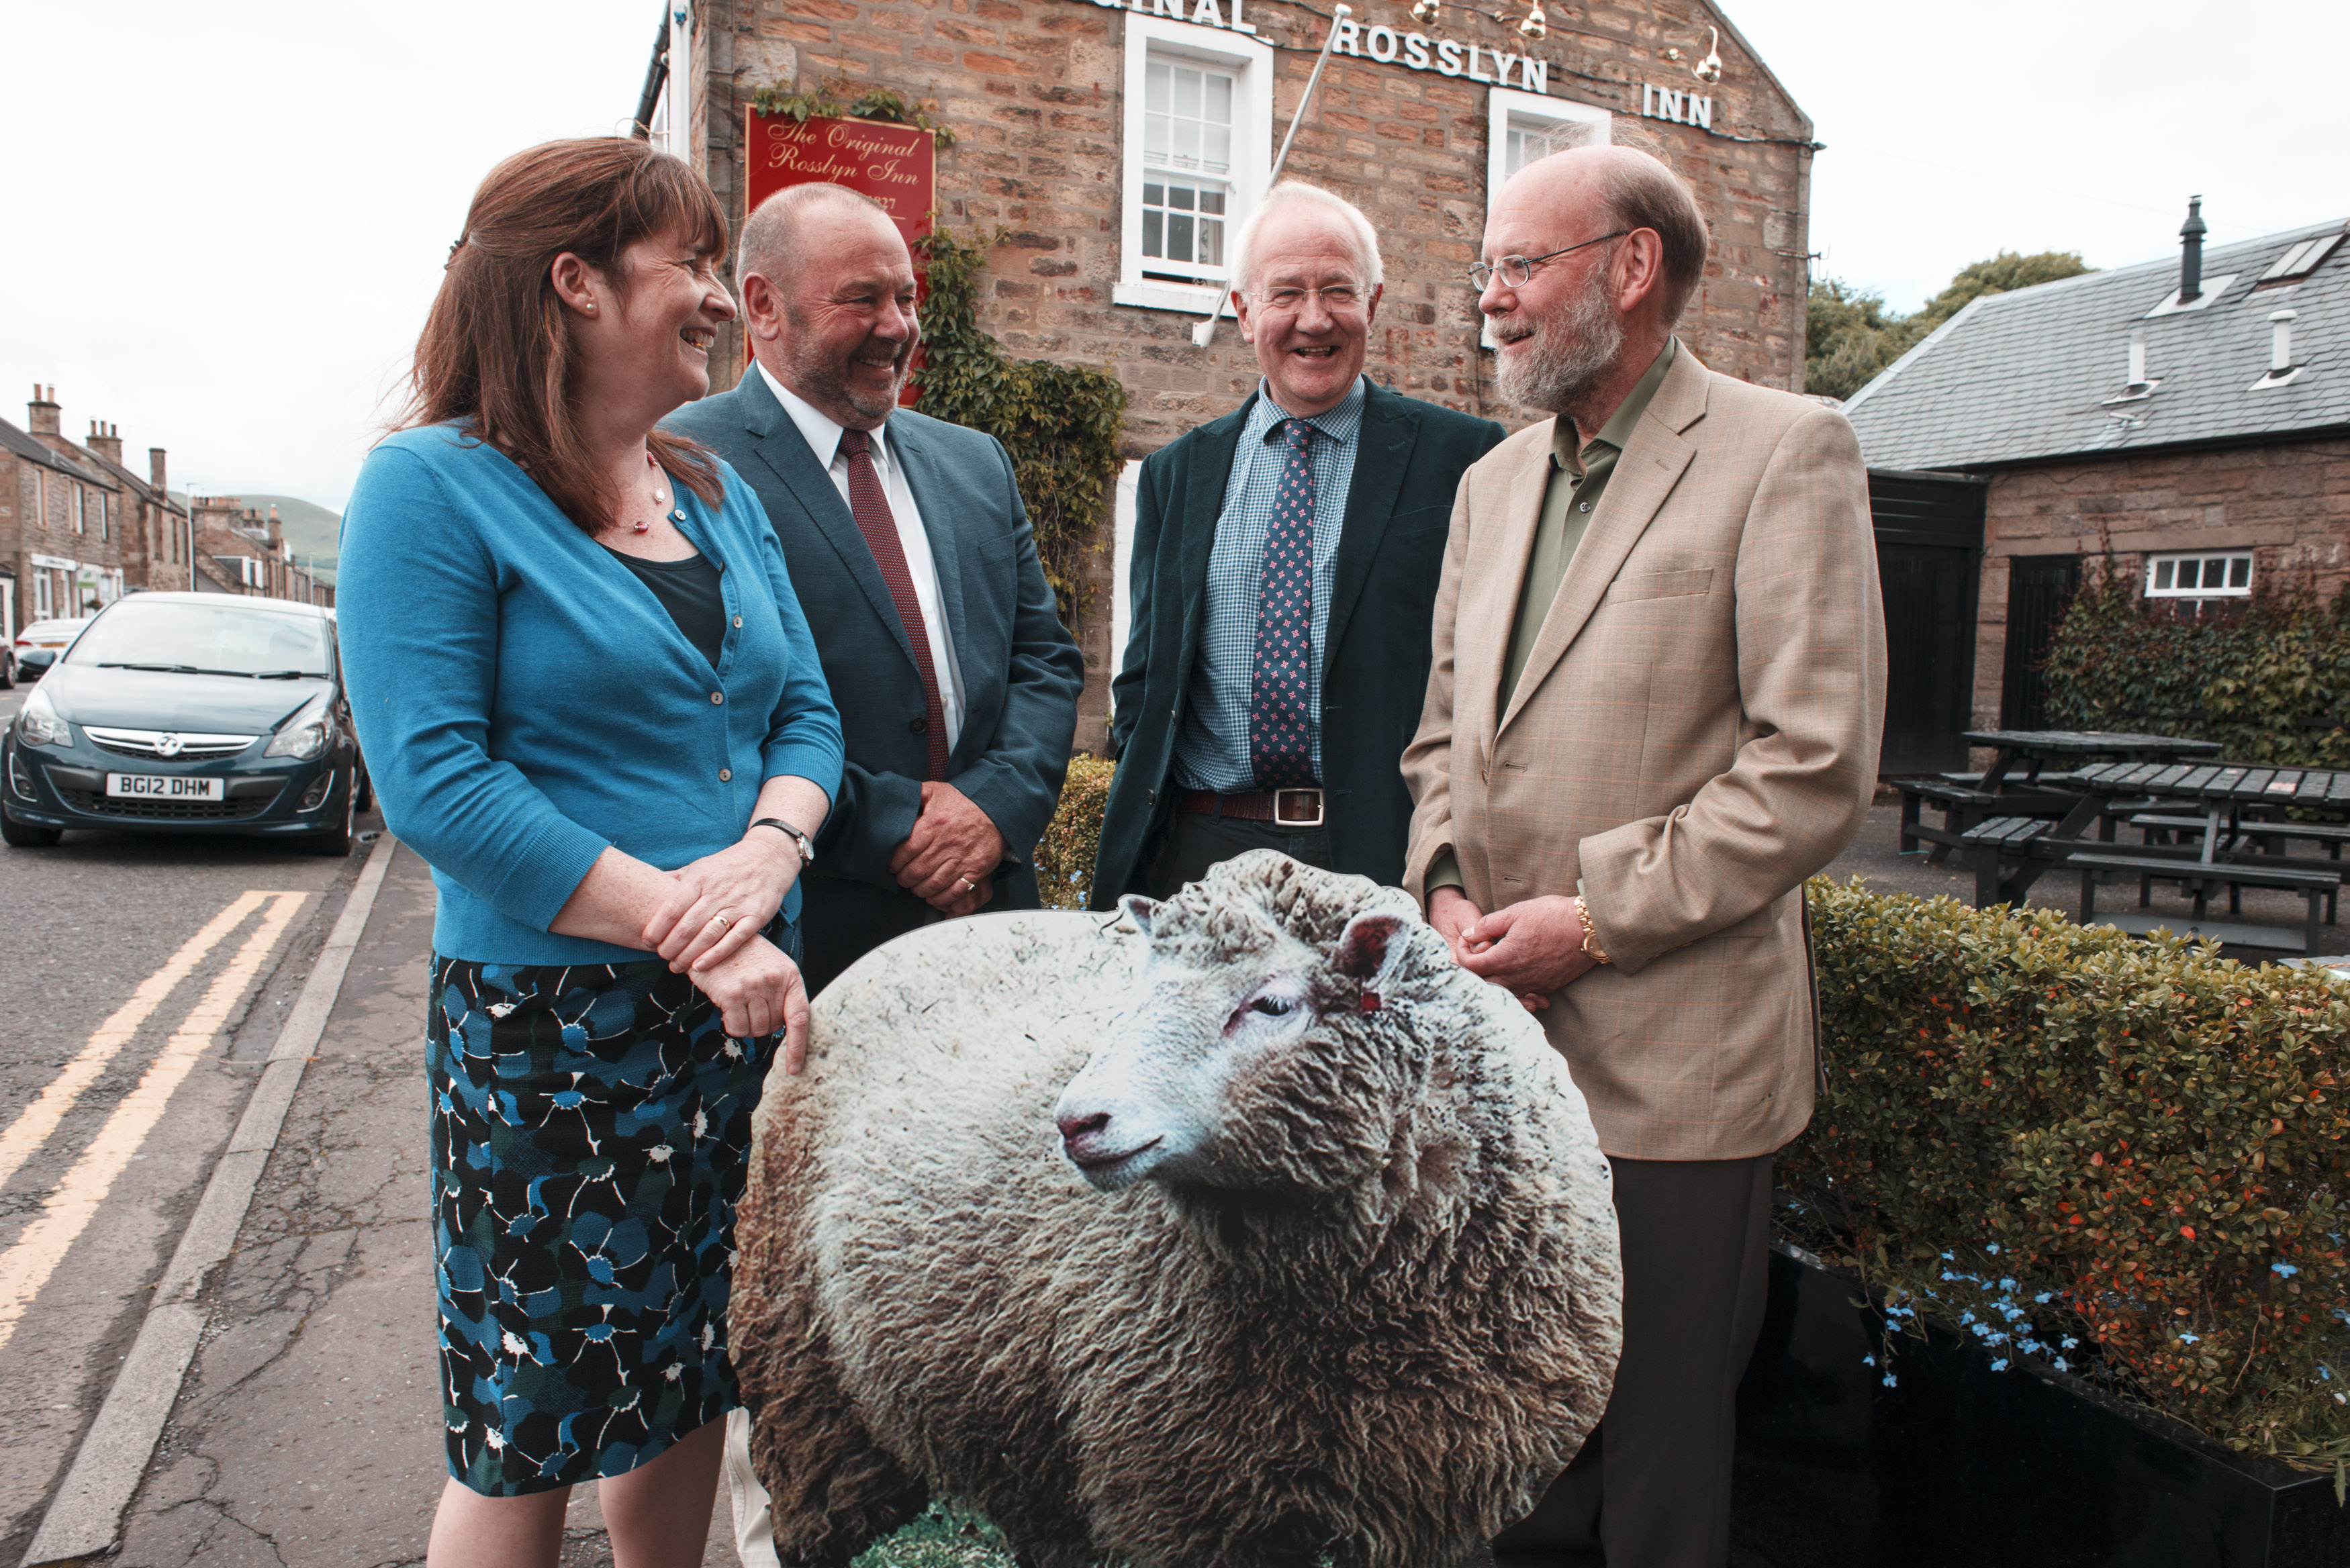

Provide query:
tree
left=1803, top=250, right=2095, bottom=401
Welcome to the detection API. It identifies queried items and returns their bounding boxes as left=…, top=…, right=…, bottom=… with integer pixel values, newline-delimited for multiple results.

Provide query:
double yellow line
left=0, top=889, right=308, bottom=1354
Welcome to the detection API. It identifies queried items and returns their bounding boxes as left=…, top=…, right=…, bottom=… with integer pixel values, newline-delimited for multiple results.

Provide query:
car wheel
left=0, top=658, right=13, bottom=691
left=354, top=757, right=375, bottom=814
left=301, top=768, right=357, bottom=857
left=1, top=809, right=60, bottom=848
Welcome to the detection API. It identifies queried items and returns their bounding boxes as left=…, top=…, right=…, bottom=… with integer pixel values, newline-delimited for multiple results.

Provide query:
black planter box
left=1731, top=1244, right=2350, bottom=1568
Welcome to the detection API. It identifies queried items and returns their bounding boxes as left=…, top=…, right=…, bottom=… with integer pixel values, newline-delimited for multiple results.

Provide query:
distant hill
left=171, top=491, right=339, bottom=583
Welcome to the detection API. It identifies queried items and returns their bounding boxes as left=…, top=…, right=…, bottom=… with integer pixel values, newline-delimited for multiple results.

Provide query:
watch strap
left=751, top=817, right=815, bottom=867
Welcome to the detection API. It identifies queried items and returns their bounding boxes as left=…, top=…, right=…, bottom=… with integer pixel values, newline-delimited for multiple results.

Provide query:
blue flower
left=1991, top=1358, right=2009, bottom=1372
left=2273, top=1262, right=2300, bottom=1278
left=1999, top=1277, right=2017, bottom=1291
left=2034, top=1291, right=2055, bottom=1304
left=2054, top=1357, right=2070, bottom=1372
left=2062, top=1336, right=2079, bottom=1349
left=1986, top=1244, right=2002, bottom=1255
left=2179, top=1332, right=2200, bottom=1344
left=1862, top=1354, right=1876, bottom=1367
left=1959, top=1310, right=1977, bottom=1324
left=1883, top=1373, right=1899, bottom=1387
left=1941, top=1251, right=1955, bottom=1261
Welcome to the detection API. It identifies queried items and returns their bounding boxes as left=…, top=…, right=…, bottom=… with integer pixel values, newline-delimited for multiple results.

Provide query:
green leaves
left=1790, top=879, right=2350, bottom=1469
left=913, top=227, right=1128, bottom=626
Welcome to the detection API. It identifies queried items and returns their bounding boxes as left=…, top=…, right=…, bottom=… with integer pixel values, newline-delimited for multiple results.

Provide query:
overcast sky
left=4, top=0, right=2343, bottom=516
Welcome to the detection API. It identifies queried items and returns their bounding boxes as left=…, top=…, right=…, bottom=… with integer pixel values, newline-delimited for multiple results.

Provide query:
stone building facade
left=643, top=0, right=1817, bottom=744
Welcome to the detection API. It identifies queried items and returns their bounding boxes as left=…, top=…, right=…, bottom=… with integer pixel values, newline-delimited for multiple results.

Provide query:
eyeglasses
left=1247, top=283, right=1368, bottom=313
left=1467, top=230, right=1631, bottom=291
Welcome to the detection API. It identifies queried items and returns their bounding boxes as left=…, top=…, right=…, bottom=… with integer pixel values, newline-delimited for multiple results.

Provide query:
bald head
left=739, top=181, right=900, bottom=286
left=1505, top=144, right=1708, bottom=326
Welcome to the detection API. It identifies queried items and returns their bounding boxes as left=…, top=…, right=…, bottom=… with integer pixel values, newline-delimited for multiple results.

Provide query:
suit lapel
left=740, top=372, right=918, bottom=670
left=1463, top=435, right=1555, bottom=746
left=1497, top=350, right=1709, bottom=737
left=1174, top=399, right=1251, bottom=677
left=1321, top=383, right=1416, bottom=679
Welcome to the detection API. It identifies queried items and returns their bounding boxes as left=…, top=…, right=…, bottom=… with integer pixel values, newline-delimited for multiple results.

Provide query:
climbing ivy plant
left=912, top=224, right=1128, bottom=624
left=749, top=80, right=959, bottom=146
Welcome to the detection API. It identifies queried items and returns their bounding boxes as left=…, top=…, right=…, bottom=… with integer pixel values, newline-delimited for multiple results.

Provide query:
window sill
left=1113, top=279, right=1226, bottom=315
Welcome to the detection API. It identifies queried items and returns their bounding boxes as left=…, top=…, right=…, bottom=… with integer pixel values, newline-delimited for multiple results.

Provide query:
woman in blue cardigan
left=338, top=139, right=843, bottom=1568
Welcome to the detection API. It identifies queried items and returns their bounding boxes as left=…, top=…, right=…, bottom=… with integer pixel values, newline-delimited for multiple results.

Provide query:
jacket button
left=732, top=615, right=743, bottom=628
left=711, top=691, right=724, bottom=705
left=718, top=767, right=732, bottom=782
left=908, top=716, right=927, bottom=734
left=1147, top=788, right=1157, bottom=805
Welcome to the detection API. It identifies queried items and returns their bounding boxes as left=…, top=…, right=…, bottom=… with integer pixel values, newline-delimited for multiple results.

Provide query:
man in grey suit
left=668, top=180, right=1083, bottom=1567
left=667, top=182, right=1082, bottom=997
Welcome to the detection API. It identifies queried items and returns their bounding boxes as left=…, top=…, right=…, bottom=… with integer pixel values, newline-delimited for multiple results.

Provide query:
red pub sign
left=743, top=111, right=935, bottom=401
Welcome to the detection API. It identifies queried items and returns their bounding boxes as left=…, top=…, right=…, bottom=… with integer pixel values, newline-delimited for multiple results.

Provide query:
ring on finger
left=708, top=912, right=733, bottom=934
left=959, top=877, right=978, bottom=893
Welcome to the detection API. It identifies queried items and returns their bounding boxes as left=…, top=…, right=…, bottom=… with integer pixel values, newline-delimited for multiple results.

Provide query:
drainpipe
left=631, top=11, right=670, bottom=140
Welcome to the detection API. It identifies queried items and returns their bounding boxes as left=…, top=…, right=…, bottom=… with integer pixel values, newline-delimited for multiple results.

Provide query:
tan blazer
left=1403, top=348, right=1885, bottom=1161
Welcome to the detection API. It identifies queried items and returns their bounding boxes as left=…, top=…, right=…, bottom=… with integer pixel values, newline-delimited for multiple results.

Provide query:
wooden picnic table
left=1960, top=729, right=2222, bottom=792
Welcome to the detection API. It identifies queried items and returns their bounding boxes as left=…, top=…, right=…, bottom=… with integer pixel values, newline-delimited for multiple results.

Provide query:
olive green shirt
left=1427, top=337, right=1677, bottom=899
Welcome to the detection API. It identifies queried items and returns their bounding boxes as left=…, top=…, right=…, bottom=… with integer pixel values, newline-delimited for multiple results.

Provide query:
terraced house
left=1, top=387, right=128, bottom=640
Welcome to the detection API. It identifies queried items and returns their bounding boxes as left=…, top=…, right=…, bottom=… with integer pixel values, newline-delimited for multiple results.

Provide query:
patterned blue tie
left=1249, top=418, right=1317, bottom=790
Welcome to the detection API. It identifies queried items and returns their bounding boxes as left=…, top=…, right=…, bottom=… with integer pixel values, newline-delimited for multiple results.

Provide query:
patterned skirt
left=427, top=929, right=792, bottom=1495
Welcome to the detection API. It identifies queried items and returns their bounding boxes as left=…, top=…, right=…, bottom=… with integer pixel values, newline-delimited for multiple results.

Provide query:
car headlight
left=264, top=694, right=335, bottom=761
left=15, top=687, right=70, bottom=748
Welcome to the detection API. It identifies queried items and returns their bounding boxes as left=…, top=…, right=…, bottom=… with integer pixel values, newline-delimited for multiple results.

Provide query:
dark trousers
left=1136, top=805, right=1338, bottom=899
left=1493, top=1154, right=1773, bottom=1568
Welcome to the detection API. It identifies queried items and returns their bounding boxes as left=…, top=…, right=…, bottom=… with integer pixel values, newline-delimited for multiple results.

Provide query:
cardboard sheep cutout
left=731, top=851, right=1621, bottom=1568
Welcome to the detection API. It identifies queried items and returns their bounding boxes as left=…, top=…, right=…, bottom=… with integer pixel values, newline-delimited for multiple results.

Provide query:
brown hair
left=399, top=137, right=728, bottom=532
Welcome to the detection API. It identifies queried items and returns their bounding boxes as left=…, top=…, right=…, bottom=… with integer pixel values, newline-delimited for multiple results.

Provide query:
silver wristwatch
left=751, top=818, right=815, bottom=867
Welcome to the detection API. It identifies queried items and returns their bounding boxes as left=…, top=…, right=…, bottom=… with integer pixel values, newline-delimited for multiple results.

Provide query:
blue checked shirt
left=1172, top=376, right=1366, bottom=793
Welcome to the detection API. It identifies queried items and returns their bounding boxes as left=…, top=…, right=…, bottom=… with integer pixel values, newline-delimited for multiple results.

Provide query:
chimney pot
left=2179, top=195, right=2208, bottom=305
left=2270, top=308, right=2298, bottom=374
left=150, top=447, right=168, bottom=493
left=27, top=384, right=61, bottom=436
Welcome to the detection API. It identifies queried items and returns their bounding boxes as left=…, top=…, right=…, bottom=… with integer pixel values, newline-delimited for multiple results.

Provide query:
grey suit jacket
left=666, top=373, right=1083, bottom=970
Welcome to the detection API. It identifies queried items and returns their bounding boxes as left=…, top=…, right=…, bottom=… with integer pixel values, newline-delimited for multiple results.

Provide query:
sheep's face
left=1054, top=853, right=1417, bottom=1198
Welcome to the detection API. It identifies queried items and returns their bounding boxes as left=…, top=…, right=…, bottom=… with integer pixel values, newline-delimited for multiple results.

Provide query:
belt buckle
left=1273, top=787, right=1324, bottom=828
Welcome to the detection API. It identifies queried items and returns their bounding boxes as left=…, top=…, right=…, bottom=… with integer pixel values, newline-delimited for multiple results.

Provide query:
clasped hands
left=1427, top=886, right=1603, bottom=1013
left=888, top=780, right=1004, bottom=916
left=643, top=828, right=809, bottom=1068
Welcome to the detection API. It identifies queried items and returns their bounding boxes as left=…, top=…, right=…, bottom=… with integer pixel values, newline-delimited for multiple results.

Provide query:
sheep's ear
left=1333, top=913, right=1404, bottom=982
left=1119, top=895, right=1160, bottom=938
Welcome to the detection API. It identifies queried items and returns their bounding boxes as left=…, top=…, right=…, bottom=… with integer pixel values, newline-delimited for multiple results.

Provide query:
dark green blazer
left=1089, top=381, right=1506, bottom=908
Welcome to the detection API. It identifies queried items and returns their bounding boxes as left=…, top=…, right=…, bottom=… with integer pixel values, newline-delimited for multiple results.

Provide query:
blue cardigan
left=337, top=424, right=845, bottom=965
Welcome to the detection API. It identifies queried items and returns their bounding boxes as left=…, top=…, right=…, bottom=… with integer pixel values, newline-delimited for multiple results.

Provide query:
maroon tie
left=838, top=427, right=949, bottom=781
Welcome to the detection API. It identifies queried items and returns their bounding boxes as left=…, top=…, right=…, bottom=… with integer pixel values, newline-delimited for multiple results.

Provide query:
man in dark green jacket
left=1089, top=182, right=1507, bottom=908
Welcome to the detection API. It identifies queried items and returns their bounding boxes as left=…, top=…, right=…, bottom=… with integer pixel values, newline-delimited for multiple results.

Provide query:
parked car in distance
left=2, top=593, right=363, bottom=854
left=13, top=617, right=91, bottom=681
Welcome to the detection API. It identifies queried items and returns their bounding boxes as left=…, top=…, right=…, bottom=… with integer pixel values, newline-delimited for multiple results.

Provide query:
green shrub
left=2042, top=560, right=2350, bottom=767
left=1788, top=879, right=2350, bottom=1470
left=1035, top=756, right=1115, bottom=910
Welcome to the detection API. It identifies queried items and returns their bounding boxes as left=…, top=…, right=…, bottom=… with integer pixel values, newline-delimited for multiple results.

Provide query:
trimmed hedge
left=1034, top=755, right=1114, bottom=911
left=2043, top=561, right=2350, bottom=768
left=1789, top=880, right=2350, bottom=1471
left=1026, top=769, right=2350, bottom=1468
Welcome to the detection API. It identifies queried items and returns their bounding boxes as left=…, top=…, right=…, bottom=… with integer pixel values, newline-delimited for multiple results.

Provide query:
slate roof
left=0, top=416, right=115, bottom=486
left=1844, top=217, right=2350, bottom=471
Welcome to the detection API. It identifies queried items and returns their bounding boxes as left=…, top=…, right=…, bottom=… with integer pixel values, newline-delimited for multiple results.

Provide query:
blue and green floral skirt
left=427, top=927, right=793, bottom=1495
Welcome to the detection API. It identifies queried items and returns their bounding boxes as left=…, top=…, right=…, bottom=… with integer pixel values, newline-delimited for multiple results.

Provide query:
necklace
left=632, top=450, right=669, bottom=534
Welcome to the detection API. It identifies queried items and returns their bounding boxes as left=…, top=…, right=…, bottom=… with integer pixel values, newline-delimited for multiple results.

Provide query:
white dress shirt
left=757, top=359, right=966, bottom=752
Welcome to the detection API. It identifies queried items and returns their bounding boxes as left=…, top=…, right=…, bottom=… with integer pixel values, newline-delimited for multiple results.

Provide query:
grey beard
left=1491, top=272, right=1624, bottom=415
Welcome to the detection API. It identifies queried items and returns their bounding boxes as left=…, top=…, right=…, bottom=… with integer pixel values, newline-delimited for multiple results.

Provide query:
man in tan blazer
left=1405, top=142, right=1885, bottom=1567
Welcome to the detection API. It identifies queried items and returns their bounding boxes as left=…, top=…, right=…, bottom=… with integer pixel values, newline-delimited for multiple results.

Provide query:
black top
left=606, top=547, right=724, bottom=671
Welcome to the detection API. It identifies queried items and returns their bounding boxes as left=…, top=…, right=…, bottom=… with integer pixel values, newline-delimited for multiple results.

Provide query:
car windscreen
left=67, top=601, right=332, bottom=679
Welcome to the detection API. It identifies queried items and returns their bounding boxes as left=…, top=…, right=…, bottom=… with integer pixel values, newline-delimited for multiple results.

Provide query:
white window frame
left=34, top=570, right=53, bottom=620
left=1481, top=89, right=1609, bottom=347
left=1116, top=12, right=1272, bottom=316
left=70, top=485, right=84, bottom=535
left=2145, top=550, right=2253, bottom=599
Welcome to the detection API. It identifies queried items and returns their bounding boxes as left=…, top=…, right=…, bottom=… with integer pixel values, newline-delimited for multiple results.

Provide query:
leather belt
left=1178, top=787, right=1325, bottom=828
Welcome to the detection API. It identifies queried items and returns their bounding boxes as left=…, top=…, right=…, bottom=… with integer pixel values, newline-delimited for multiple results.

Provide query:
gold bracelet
left=1577, top=897, right=1612, bottom=965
